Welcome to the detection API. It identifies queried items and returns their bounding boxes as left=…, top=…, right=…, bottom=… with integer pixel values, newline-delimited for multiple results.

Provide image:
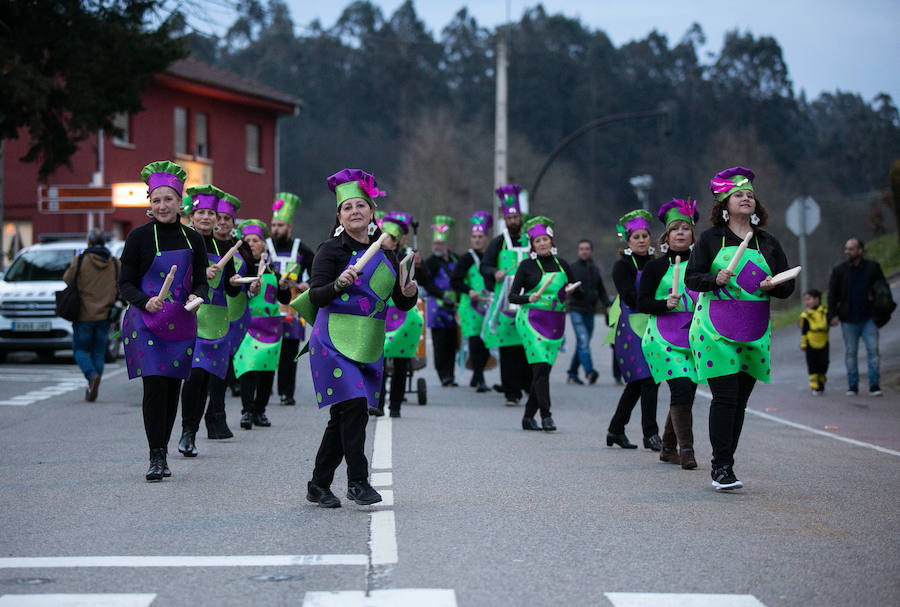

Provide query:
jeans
left=567, top=311, right=595, bottom=377
left=841, top=319, right=880, bottom=389
left=72, top=320, right=109, bottom=381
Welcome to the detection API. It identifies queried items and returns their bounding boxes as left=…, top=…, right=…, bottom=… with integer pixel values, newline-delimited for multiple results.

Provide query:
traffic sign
left=785, top=196, right=821, bottom=236
left=37, top=185, right=113, bottom=213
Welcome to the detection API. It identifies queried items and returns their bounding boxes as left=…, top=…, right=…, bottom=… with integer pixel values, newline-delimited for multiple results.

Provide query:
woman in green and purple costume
left=685, top=167, right=794, bottom=491
left=507, top=216, right=582, bottom=432
left=233, top=219, right=292, bottom=430
left=637, top=199, right=701, bottom=470
left=302, top=169, right=419, bottom=508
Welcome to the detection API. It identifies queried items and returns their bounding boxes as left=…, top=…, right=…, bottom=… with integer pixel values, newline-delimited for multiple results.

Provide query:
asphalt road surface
left=1, top=284, right=897, bottom=606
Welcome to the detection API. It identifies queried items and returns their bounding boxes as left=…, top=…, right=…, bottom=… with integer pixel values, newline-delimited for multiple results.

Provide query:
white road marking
left=0, top=594, right=156, bottom=607
left=369, top=510, right=397, bottom=566
left=606, top=593, right=766, bottom=606
left=370, top=472, right=392, bottom=486
left=0, top=555, right=367, bottom=568
left=0, top=368, right=126, bottom=407
left=371, top=416, right=392, bottom=469
left=696, top=388, right=900, bottom=457
left=302, top=589, right=457, bottom=607
left=373, top=490, right=394, bottom=507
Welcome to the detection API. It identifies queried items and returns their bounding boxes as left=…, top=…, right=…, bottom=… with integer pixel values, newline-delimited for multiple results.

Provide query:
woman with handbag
left=300, top=169, right=418, bottom=508
left=118, top=161, right=208, bottom=481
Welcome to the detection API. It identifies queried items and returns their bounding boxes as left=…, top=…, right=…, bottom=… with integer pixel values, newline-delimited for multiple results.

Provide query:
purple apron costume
left=309, top=248, right=396, bottom=409
left=613, top=261, right=652, bottom=382
left=424, top=260, right=457, bottom=329
left=233, top=271, right=282, bottom=376
left=192, top=238, right=230, bottom=379
left=123, top=225, right=197, bottom=380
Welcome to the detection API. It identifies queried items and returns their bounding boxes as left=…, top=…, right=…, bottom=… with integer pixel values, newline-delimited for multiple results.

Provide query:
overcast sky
left=199, top=0, right=900, bottom=104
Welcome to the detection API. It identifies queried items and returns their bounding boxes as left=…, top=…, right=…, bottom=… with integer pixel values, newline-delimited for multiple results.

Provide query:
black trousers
left=668, top=376, right=697, bottom=407
left=523, top=362, right=552, bottom=419
left=142, top=376, right=182, bottom=450
left=432, top=327, right=458, bottom=382
left=240, top=370, right=274, bottom=415
left=311, top=397, right=370, bottom=486
left=180, top=367, right=212, bottom=432
left=468, top=336, right=489, bottom=384
left=500, top=344, right=532, bottom=401
left=377, top=357, right=411, bottom=412
left=207, top=360, right=231, bottom=420
left=277, top=337, right=300, bottom=398
left=805, top=345, right=829, bottom=375
left=608, top=377, right=659, bottom=436
left=707, top=372, right=757, bottom=468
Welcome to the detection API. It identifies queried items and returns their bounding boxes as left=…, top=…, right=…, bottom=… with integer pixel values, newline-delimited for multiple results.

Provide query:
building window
left=111, top=112, right=131, bottom=146
left=245, top=123, right=261, bottom=170
left=174, top=107, right=188, bottom=156
left=194, top=112, right=208, bottom=158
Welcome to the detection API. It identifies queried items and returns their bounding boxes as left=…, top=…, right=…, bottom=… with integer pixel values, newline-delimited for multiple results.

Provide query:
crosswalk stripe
left=303, top=589, right=457, bottom=607
left=0, top=595, right=156, bottom=607
left=0, top=555, right=367, bottom=568
left=605, top=593, right=767, bottom=606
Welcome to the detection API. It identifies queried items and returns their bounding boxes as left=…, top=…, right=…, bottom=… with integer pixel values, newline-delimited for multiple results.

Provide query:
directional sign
left=785, top=196, right=821, bottom=236
left=37, top=185, right=113, bottom=213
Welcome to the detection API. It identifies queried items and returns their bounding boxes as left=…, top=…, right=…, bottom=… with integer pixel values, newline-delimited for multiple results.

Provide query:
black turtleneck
left=119, top=219, right=208, bottom=310
left=611, top=252, right=654, bottom=309
left=201, top=233, right=241, bottom=298
left=507, top=255, right=579, bottom=304
left=637, top=248, right=692, bottom=315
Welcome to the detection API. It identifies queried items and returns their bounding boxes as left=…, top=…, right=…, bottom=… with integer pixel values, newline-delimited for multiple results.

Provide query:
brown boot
left=679, top=448, right=698, bottom=469
left=660, top=447, right=680, bottom=464
left=669, top=404, right=696, bottom=469
left=661, top=411, right=677, bottom=450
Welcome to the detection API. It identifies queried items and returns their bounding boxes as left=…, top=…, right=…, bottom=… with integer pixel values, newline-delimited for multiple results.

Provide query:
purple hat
left=470, top=211, right=493, bottom=235
left=327, top=168, right=384, bottom=207
left=523, top=216, right=554, bottom=241
left=495, top=184, right=522, bottom=216
left=141, top=160, right=187, bottom=197
left=616, top=210, right=653, bottom=243
left=381, top=212, right=410, bottom=240
left=217, top=192, right=241, bottom=219
left=657, top=198, right=699, bottom=228
left=710, top=167, right=755, bottom=202
left=185, top=185, right=224, bottom=213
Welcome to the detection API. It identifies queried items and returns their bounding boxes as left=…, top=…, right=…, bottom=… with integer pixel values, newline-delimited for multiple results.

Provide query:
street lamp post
left=629, top=174, right=653, bottom=211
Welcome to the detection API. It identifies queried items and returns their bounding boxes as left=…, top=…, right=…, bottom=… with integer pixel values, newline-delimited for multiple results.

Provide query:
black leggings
left=311, top=397, right=370, bottom=486
left=240, top=370, right=274, bottom=415
left=500, top=345, right=531, bottom=400
left=180, top=367, right=211, bottom=432
left=468, top=336, right=489, bottom=383
left=142, top=376, right=182, bottom=450
left=523, top=362, right=552, bottom=419
left=607, top=377, right=659, bottom=437
left=707, top=372, right=757, bottom=468
left=432, top=327, right=458, bottom=382
left=278, top=337, right=300, bottom=398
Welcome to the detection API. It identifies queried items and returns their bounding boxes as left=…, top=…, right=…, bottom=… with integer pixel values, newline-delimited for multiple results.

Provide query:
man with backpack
left=828, top=237, right=894, bottom=397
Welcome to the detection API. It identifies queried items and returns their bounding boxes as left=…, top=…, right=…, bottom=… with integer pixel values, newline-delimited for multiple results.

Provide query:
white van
left=0, top=240, right=124, bottom=362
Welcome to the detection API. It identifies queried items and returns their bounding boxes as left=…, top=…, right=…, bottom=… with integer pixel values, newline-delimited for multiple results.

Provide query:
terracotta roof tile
left=165, top=57, right=302, bottom=110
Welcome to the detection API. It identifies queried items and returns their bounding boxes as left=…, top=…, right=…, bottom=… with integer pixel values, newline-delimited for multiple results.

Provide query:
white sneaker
left=845, top=388, right=858, bottom=396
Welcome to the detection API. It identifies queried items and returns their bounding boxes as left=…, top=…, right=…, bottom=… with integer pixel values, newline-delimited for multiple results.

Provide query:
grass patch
left=772, top=301, right=805, bottom=330
left=866, top=233, right=900, bottom=275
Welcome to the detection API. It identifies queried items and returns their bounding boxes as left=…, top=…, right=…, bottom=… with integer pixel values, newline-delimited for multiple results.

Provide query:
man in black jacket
left=566, top=239, right=610, bottom=385
left=827, top=237, right=886, bottom=396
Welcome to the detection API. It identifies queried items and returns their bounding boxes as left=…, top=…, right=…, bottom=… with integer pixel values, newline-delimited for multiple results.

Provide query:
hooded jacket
left=63, top=246, right=120, bottom=322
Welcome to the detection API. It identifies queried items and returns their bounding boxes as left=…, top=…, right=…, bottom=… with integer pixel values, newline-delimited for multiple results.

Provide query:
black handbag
left=55, top=253, right=84, bottom=322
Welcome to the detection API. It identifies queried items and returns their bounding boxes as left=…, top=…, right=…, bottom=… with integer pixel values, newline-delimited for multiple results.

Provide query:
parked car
left=0, top=240, right=124, bottom=363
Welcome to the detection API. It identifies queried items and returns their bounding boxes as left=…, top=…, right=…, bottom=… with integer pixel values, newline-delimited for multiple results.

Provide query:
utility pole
left=493, top=29, right=508, bottom=235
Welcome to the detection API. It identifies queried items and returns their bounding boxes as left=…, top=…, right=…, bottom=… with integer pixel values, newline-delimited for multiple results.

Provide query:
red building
left=2, top=57, right=301, bottom=254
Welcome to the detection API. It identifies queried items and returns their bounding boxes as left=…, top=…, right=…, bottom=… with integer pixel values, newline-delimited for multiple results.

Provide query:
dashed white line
left=369, top=511, right=398, bottom=566
left=302, top=589, right=457, bottom=607
left=371, top=416, right=392, bottom=469
left=605, top=592, right=767, bottom=607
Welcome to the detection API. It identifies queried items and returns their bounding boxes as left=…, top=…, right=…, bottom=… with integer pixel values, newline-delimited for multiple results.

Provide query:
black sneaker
left=252, top=412, right=271, bottom=427
left=566, top=375, right=584, bottom=385
left=306, top=481, right=341, bottom=508
left=845, top=385, right=858, bottom=396
left=240, top=411, right=252, bottom=430
left=643, top=434, right=662, bottom=451
left=346, top=480, right=382, bottom=505
left=586, top=370, right=599, bottom=385
left=711, top=465, right=743, bottom=490
left=869, top=385, right=883, bottom=397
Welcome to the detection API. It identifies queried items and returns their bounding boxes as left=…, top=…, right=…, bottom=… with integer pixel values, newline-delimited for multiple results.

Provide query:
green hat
left=141, top=160, right=187, bottom=196
left=710, top=167, right=755, bottom=202
left=217, top=192, right=241, bottom=218
left=381, top=219, right=404, bottom=240
left=657, top=199, right=699, bottom=229
left=431, top=215, right=456, bottom=242
left=238, top=219, right=269, bottom=240
left=185, top=184, right=225, bottom=214
left=616, top=209, right=653, bottom=243
left=327, top=169, right=384, bottom=208
left=272, top=192, right=301, bottom=223
left=523, top=215, right=555, bottom=241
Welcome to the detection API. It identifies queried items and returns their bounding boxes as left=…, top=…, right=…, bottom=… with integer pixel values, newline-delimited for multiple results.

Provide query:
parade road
left=1, top=286, right=898, bottom=606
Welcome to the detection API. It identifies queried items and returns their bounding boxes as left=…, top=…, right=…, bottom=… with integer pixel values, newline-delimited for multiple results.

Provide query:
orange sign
left=38, top=185, right=113, bottom=213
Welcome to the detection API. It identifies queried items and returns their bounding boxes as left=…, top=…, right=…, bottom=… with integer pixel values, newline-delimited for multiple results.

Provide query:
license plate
left=12, top=321, right=52, bottom=332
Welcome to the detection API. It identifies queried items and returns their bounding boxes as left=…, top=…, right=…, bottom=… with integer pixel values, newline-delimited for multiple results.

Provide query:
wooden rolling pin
left=212, top=239, right=243, bottom=272
left=353, top=233, right=389, bottom=273
left=671, top=255, right=681, bottom=296
left=725, top=232, right=753, bottom=274
left=158, top=265, right=177, bottom=301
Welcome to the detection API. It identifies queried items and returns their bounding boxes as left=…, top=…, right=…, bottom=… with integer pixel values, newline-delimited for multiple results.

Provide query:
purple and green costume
left=642, top=258, right=699, bottom=383
left=233, top=268, right=282, bottom=377
left=191, top=236, right=231, bottom=378
left=122, top=224, right=197, bottom=380
left=515, top=256, right=568, bottom=364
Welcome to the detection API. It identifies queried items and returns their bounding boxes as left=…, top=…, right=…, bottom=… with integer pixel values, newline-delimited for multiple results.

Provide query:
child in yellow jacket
left=799, top=288, right=829, bottom=394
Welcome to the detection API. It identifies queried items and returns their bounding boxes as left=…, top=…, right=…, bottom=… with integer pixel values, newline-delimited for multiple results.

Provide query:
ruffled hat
left=470, top=211, right=493, bottom=235
left=141, top=160, right=187, bottom=196
left=657, top=198, right=699, bottom=228
left=495, top=184, right=522, bottom=216
left=237, top=219, right=269, bottom=240
left=710, top=166, right=755, bottom=202
left=327, top=168, right=384, bottom=208
left=431, top=215, right=456, bottom=242
left=523, top=216, right=554, bottom=241
left=616, top=209, right=653, bottom=243
left=185, top=184, right=225, bottom=214
left=272, top=192, right=301, bottom=223
left=373, top=210, right=387, bottom=228
left=382, top=211, right=411, bottom=241
left=217, top=192, right=241, bottom=219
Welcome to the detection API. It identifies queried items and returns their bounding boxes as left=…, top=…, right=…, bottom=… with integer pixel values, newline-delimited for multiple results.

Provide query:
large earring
left=623, top=247, right=633, bottom=256
left=721, top=209, right=730, bottom=222
left=648, top=246, right=656, bottom=255
left=367, top=222, right=377, bottom=235
left=659, top=243, right=669, bottom=253
left=146, top=209, right=154, bottom=218
left=529, top=251, right=538, bottom=260
left=333, top=225, right=345, bottom=237
left=550, top=246, right=558, bottom=256
left=750, top=213, right=760, bottom=225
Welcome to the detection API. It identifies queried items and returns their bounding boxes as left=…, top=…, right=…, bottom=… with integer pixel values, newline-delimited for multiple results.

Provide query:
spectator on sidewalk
left=799, top=288, right=829, bottom=395
left=827, top=238, right=886, bottom=396
left=566, top=239, right=610, bottom=385
left=63, top=228, right=120, bottom=402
